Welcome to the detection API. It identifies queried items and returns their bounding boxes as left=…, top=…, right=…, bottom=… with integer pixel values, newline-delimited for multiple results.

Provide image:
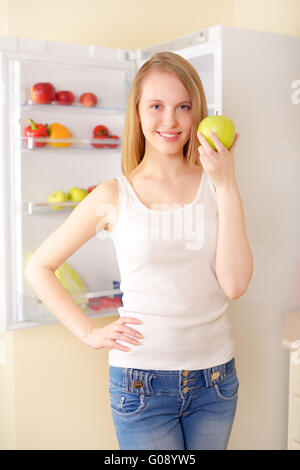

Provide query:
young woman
left=25, top=52, right=253, bottom=450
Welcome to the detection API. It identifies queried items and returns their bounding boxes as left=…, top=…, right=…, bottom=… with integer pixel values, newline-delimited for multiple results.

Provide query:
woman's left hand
left=197, top=131, right=240, bottom=190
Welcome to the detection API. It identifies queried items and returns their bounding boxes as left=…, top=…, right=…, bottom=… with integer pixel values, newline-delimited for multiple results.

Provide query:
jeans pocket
left=109, top=383, right=146, bottom=417
left=213, top=369, right=239, bottom=402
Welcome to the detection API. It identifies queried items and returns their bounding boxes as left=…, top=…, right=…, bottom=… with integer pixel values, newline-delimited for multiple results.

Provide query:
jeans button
left=183, top=371, right=188, bottom=377
left=183, top=387, right=189, bottom=393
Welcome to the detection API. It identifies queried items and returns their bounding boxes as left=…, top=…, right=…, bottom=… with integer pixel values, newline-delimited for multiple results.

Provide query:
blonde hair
left=121, top=51, right=208, bottom=178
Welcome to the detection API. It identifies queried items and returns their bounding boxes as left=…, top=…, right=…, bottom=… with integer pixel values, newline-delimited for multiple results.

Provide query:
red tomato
left=88, top=297, right=103, bottom=311
left=93, top=125, right=109, bottom=137
left=111, top=297, right=122, bottom=307
left=101, top=297, right=115, bottom=309
left=107, top=135, right=120, bottom=148
left=92, top=135, right=107, bottom=148
left=92, top=125, right=109, bottom=148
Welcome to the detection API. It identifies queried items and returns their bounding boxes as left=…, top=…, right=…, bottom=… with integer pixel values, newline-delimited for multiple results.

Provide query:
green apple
left=68, top=187, right=89, bottom=208
left=198, top=114, right=235, bottom=150
left=48, top=190, right=69, bottom=210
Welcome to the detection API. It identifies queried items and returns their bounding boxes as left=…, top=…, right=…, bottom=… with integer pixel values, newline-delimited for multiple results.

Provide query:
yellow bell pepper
left=47, top=122, right=72, bottom=147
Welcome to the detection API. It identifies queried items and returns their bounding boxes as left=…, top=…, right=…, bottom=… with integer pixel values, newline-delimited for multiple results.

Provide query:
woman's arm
left=25, top=179, right=117, bottom=342
left=25, top=178, right=143, bottom=350
left=215, top=181, right=253, bottom=299
left=197, top=130, right=253, bottom=299
left=26, top=265, right=95, bottom=340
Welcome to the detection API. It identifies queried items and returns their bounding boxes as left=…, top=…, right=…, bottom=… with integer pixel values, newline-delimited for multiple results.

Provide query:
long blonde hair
left=121, top=51, right=208, bottom=178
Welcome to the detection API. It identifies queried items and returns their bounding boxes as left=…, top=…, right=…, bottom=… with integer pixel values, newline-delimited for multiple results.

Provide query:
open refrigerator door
left=136, top=25, right=222, bottom=116
left=0, top=37, right=135, bottom=330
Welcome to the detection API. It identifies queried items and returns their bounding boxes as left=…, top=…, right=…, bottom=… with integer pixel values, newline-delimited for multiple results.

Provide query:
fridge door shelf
left=18, top=136, right=121, bottom=150
left=18, top=200, right=83, bottom=215
left=21, top=102, right=126, bottom=114
left=20, top=288, right=123, bottom=324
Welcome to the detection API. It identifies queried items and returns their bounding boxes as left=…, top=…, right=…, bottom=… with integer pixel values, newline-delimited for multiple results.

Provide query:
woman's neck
left=135, top=150, right=192, bottom=181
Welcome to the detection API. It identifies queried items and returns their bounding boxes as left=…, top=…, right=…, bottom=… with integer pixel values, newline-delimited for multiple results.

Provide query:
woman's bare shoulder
left=95, top=177, right=119, bottom=201
left=95, top=178, right=120, bottom=231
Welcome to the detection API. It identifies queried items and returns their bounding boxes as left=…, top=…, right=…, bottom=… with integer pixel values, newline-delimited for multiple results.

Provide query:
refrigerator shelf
left=72, top=288, right=122, bottom=299
left=21, top=102, right=126, bottom=114
left=18, top=200, right=82, bottom=215
left=18, top=136, right=121, bottom=150
left=21, top=288, right=123, bottom=323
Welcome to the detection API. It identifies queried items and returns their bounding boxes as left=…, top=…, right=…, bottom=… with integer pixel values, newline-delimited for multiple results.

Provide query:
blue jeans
left=109, top=357, right=238, bottom=450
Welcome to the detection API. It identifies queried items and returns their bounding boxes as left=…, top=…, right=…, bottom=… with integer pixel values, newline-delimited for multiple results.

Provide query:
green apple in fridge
left=48, top=190, right=69, bottom=210
left=68, top=187, right=89, bottom=208
left=198, top=114, right=235, bottom=151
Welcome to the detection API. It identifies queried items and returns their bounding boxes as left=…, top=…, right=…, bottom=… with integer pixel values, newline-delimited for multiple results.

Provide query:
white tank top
left=109, top=170, right=235, bottom=370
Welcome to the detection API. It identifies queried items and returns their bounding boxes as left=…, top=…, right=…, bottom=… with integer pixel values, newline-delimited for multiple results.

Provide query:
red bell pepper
left=24, top=118, right=49, bottom=148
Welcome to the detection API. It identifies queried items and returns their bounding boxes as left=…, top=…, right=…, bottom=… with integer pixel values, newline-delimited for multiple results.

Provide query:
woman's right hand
left=82, top=316, right=143, bottom=351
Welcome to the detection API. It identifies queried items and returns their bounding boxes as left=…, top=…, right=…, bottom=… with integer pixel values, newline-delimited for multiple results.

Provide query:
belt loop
left=123, top=368, right=127, bottom=391
left=125, top=368, right=132, bottom=392
left=221, top=362, right=226, bottom=379
left=143, top=372, right=150, bottom=395
left=203, top=368, right=210, bottom=387
left=124, top=369, right=130, bottom=392
left=132, top=369, right=139, bottom=392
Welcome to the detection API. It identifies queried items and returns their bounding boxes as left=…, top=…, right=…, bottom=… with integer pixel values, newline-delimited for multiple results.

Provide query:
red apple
left=87, top=185, right=97, bottom=193
left=55, top=90, right=75, bottom=105
left=80, top=92, right=98, bottom=107
left=30, top=82, right=56, bottom=104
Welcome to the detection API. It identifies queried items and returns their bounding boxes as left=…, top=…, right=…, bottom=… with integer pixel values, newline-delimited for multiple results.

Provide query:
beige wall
left=0, top=0, right=299, bottom=450
left=1, top=315, right=120, bottom=450
left=12, top=316, right=119, bottom=450
left=234, top=0, right=300, bottom=37
left=0, top=332, right=15, bottom=449
left=0, top=0, right=299, bottom=49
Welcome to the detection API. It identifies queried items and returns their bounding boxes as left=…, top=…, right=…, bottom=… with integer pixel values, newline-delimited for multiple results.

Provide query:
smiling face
left=137, top=70, right=194, bottom=158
